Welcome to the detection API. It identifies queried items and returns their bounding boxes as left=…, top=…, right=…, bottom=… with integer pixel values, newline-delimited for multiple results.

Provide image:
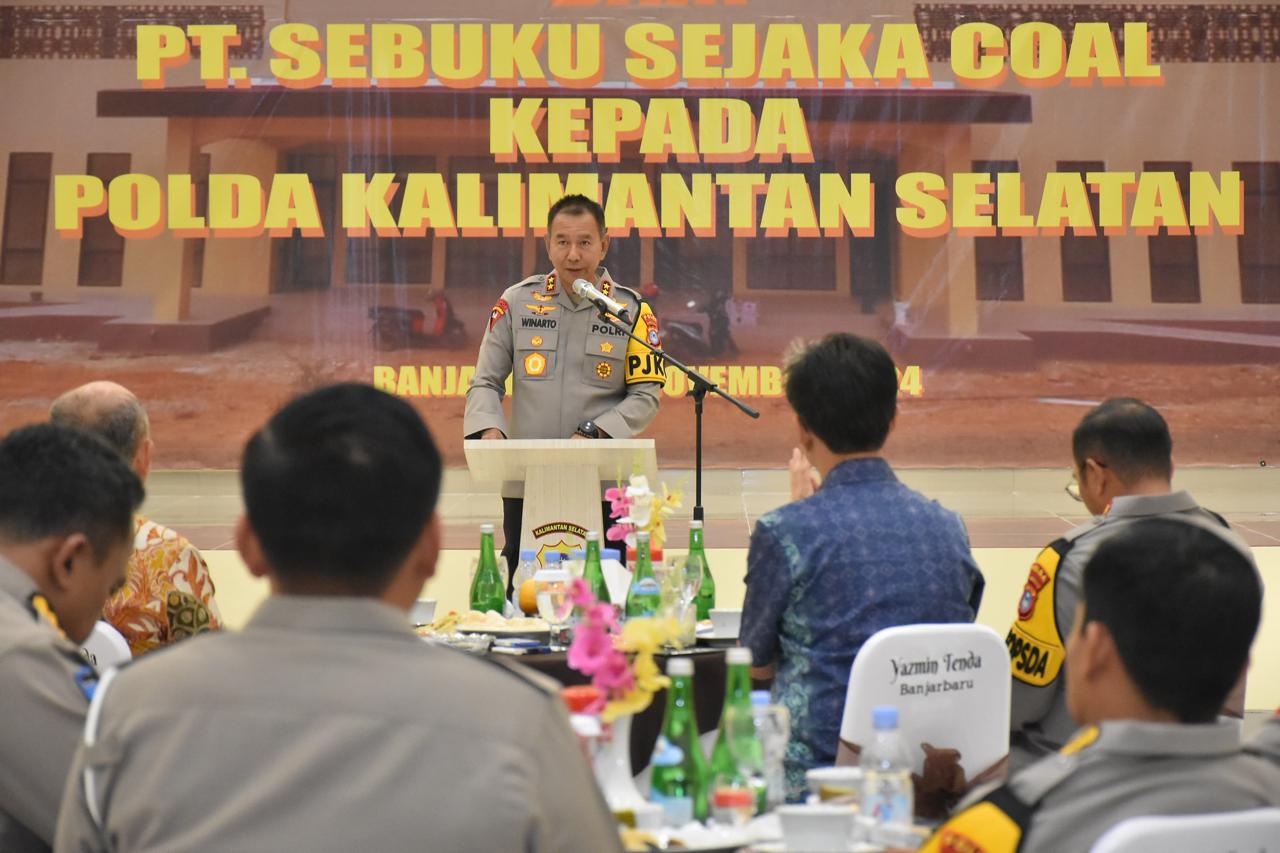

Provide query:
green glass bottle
left=469, top=523, right=506, bottom=613
left=689, top=520, right=716, bottom=620
left=624, top=531, right=661, bottom=619
left=649, top=657, right=710, bottom=823
left=710, top=647, right=766, bottom=813
left=582, top=531, right=610, bottom=604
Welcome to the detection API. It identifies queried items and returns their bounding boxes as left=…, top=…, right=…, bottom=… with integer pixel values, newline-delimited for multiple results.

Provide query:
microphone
left=572, top=278, right=632, bottom=325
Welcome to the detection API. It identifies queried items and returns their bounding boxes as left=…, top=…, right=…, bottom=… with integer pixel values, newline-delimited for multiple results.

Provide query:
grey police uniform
left=54, top=596, right=624, bottom=853
left=463, top=268, right=663, bottom=500
left=0, top=557, right=96, bottom=853
left=1005, top=493, right=1244, bottom=770
left=922, top=720, right=1280, bottom=853
left=1246, top=715, right=1280, bottom=768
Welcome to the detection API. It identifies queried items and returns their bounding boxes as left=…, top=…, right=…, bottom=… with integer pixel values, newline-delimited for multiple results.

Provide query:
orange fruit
left=518, top=579, right=539, bottom=615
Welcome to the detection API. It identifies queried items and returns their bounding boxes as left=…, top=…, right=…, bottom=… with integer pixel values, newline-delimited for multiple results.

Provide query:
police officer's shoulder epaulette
left=1011, top=725, right=1100, bottom=806
left=506, top=275, right=546, bottom=295
left=609, top=282, right=643, bottom=303
left=471, top=651, right=564, bottom=697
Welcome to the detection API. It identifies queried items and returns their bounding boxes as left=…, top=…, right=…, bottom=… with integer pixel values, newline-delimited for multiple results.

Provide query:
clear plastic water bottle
left=749, top=690, right=790, bottom=810
left=509, top=549, right=540, bottom=613
left=860, top=705, right=914, bottom=830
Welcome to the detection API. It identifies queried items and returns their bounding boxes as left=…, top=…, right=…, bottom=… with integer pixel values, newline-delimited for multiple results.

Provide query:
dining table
left=497, top=646, right=730, bottom=771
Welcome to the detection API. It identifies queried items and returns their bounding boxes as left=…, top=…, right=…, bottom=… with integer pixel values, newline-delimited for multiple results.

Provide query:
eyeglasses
left=1064, top=473, right=1082, bottom=502
left=1065, top=459, right=1107, bottom=503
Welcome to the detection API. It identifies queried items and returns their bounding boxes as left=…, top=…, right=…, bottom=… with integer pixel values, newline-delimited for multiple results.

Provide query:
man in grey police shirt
left=464, top=194, right=663, bottom=580
left=1004, top=398, right=1248, bottom=770
left=0, top=424, right=142, bottom=852
left=920, top=518, right=1280, bottom=853
left=56, top=384, right=622, bottom=853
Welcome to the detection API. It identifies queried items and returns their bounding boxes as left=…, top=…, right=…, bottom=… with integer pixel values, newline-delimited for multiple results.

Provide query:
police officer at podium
left=463, top=194, right=664, bottom=581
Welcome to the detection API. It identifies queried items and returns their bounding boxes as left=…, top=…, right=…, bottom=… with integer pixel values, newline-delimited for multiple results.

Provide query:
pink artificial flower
left=568, top=577, right=596, bottom=608
left=568, top=620, right=616, bottom=676
left=604, top=486, right=623, bottom=503
left=606, top=523, right=631, bottom=542
left=593, top=649, right=636, bottom=697
left=588, top=602, right=620, bottom=632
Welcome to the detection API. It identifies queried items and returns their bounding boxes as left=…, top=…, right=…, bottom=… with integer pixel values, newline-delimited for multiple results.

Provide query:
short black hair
left=0, top=423, right=144, bottom=558
left=1072, top=398, right=1172, bottom=483
left=784, top=333, right=898, bottom=454
left=1082, top=517, right=1260, bottom=723
left=241, top=383, right=442, bottom=595
left=547, top=193, right=605, bottom=235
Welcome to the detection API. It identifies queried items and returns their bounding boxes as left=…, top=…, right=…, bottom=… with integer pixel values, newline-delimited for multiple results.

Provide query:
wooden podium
left=463, top=439, right=658, bottom=565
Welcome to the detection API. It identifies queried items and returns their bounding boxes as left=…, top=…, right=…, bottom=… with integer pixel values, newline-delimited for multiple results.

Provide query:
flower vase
left=594, top=713, right=647, bottom=812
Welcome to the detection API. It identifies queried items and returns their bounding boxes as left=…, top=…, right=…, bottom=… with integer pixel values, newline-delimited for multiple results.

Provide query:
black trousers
left=501, top=498, right=621, bottom=596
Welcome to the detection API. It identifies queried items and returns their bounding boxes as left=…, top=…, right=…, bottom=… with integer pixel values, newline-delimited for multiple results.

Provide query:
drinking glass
left=535, top=569, right=574, bottom=649
left=663, top=556, right=701, bottom=648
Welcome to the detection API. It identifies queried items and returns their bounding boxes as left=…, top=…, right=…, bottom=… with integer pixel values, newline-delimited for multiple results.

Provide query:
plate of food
left=454, top=610, right=552, bottom=641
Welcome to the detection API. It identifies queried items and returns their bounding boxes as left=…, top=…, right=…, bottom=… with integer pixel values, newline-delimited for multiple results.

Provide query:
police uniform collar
left=246, top=595, right=419, bottom=639
left=1107, top=491, right=1198, bottom=518
left=555, top=267, right=617, bottom=312
left=0, top=554, right=38, bottom=605
left=1089, top=719, right=1243, bottom=758
left=821, top=457, right=897, bottom=488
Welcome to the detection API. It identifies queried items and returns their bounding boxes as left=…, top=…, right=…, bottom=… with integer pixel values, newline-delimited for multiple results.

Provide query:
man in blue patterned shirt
left=739, top=333, right=985, bottom=799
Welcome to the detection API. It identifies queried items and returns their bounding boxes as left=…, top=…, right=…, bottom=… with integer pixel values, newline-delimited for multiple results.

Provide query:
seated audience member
left=739, top=334, right=985, bottom=800
left=0, top=425, right=143, bottom=852
left=1006, top=398, right=1246, bottom=770
left=55, top=384, right=622, bottom=853
left=50, top=382, right=221, bottom=656
left=920, top=518, right=1280, bottom=853
left=1246, top=713, right=1280, bottom=767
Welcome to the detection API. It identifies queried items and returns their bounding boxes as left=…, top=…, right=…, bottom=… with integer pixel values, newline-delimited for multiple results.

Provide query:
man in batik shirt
left=51, top=382, right=221, bottom=656
left=740, top=334, right=984, bottom=800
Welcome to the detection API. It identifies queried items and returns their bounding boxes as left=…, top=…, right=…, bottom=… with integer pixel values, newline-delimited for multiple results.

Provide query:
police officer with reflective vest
left=463, top=194, right=664, bottom=579
left=923, top=518, right=1279, bottom=853
left=1006, top=399, right=1244, bottom=771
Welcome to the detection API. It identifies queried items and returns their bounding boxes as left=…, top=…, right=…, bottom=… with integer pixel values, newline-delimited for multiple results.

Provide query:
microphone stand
left=590, top=304, right=759, bottom=523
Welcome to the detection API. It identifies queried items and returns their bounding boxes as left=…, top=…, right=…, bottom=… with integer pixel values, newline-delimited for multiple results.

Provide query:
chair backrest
left=839, top=623, right=1010, bottom=777
left=1089, top=808, right=1280, bottom=853
left=81, top=620, right=132, bottom=672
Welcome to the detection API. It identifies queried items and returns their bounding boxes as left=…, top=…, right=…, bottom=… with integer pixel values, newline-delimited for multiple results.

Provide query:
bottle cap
left=519, top=549, right=537, bottom=561
left=726, top=647, right=753, bottom=666
left=545, top=552, right=562, bottom=564
left=666, top=657, right=694, bottom=676
left=690, top=520, right=703, bottom=530
left=636, top=530, right=651, bottom=542
left=872, top=705, right=899, bottom=730
left=750, top=690, right=772, bottom=706
left=602, top=548, right=621, bottom=560
left=586, top=531, right=601, bottom=542
left=480, top=523, right=495, bottom=534
left=570, top=549, right=586, bottom=560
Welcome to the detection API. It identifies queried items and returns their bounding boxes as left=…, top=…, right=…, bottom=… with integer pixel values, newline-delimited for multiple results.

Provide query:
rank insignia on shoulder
left=489, top=299, right=509, bottom=332
left=543, top=275, right=558, bottom=294
left=28, top=592, right=64, bottom=635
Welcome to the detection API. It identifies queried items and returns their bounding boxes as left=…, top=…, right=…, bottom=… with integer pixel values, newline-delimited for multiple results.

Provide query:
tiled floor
left=148, top=465, right=1280, bottom=551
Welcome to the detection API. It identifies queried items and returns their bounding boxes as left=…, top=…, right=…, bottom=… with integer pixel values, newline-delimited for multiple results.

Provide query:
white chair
left=1089, top=808, right=1280, bottom=853
left=839, top=623, right=1010, bottom=780
left=81, top=620, right=131, bottom=672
